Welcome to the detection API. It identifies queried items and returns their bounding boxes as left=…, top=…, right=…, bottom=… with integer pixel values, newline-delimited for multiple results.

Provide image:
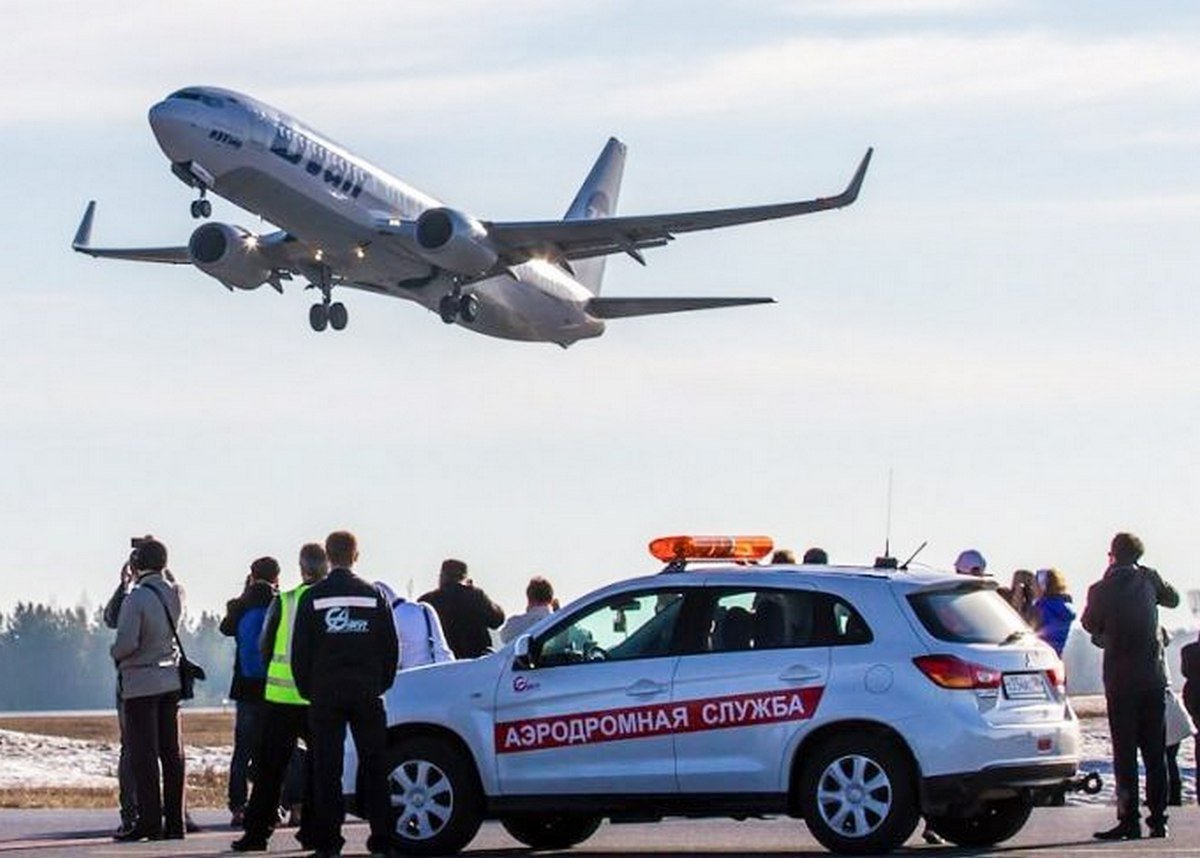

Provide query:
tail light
left=913, top=654, right=1002, bottom=690
left=1046, top=659, right=1066, bottom=690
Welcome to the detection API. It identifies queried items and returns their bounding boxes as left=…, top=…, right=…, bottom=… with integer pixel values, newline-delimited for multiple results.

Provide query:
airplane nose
left=148, top=100, right=191, bottom=160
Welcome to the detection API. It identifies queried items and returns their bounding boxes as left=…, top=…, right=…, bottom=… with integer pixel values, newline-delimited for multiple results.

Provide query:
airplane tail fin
left=563, top=137, right=626, bottom=295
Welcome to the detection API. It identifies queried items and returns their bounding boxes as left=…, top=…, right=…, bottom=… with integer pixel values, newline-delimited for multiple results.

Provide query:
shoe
left=112, top=828, right=161, bottom=843
left=1094, top=822, right=1141, bottom=840
left=1147, top=817, right=1169, bottom=838
left=231, top=835, right=269, bottom=852
left=231, top=807, right=246, bottom=828
left=112, top=821, right=138, bottom=839
left=163, top=831, right=185, bottom=840
left=309, top=851, right=342, bottom=857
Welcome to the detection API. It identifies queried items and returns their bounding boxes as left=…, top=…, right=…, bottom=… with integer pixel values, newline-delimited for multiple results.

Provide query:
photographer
left=419, top=558, right=505, bottom=659
left=109, top=538, right=186, bottom=842
left=103, top=552, right=140, bottom=838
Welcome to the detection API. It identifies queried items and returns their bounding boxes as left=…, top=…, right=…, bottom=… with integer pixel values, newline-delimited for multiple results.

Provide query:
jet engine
left=414, top=207, right=499, bottom=276
left=187, top=222, right=272, bottom=290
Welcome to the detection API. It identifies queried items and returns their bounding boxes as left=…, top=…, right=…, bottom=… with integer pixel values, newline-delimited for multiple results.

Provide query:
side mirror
left=513, top=634, right=534, bottom=670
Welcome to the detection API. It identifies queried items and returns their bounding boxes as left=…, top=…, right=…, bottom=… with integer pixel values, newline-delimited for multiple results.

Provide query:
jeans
left=229, top=699, right=266, bottom=811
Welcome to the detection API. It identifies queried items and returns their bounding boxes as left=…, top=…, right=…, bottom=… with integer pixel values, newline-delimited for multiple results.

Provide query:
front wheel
left=799, top=733, right=918, bottom=855
left=926, top=795, right=1033, bottom=847
left=385, top=737, right=482, bottom=856
left=501, top=814, right=602, bottom=849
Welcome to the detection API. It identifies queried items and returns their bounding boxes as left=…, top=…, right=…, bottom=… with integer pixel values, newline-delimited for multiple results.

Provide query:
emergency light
left=648, top=535, right=774, bottom=564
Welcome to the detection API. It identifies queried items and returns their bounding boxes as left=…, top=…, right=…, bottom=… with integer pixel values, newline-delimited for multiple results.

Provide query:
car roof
left=589, top=564, right=964, bottom=595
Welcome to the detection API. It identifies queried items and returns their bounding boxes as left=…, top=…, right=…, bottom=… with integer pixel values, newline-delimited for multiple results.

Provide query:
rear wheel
left=385, top=737, right=481, bottom=856
left=500, top=814, right=602, bottom=849
left=926, top=795, right=1033, bottom=847
left=799, top=733, right=918, bottom=855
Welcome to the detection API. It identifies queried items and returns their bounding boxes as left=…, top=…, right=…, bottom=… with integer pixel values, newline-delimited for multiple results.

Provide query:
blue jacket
left=220, top=579, right=275, bottom=700
left=1035, top=594, right=1075, bottom=656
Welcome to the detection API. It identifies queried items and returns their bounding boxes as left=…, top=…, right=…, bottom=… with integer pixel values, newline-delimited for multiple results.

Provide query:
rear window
left=907, top=586, right=1027, bottom=644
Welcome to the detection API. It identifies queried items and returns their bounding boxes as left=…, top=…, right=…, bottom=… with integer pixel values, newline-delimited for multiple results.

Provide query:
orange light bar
left=649, top=535, right=774, bottom=563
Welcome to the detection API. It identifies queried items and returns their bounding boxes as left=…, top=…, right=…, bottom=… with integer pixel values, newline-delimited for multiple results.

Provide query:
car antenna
left=874, top=469, right=898, bottom=569
left=899, top=541, right=927, bottom=570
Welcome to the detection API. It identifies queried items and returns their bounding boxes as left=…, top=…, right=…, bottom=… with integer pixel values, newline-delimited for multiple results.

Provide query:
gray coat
left=110, top=573, right=182, bottom=700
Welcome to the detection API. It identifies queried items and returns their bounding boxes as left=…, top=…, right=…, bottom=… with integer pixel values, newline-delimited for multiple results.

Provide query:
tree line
left=0, top=602, right=233, bottom=711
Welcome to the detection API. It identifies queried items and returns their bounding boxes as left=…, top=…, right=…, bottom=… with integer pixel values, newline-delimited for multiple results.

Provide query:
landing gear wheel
left=500, top=814, right=602, bottom=850
left=328, top=302, right=348, bottom=331
left=189, top=199, right=212, bottom=219
left=799, top=732, right=918, bottom=855
left=438, top=295, right=459, bottom=324
left=309, top=303, right=329, bottom=332
left=386, top=737, right=482, bottom=857
left=926, top=795, right=1033, bottom=847
left=458, top=293, right=479, bottom=323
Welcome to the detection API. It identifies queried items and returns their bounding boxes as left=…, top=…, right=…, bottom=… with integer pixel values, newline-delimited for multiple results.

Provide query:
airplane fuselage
left=148, top=87, right=604, bottom=345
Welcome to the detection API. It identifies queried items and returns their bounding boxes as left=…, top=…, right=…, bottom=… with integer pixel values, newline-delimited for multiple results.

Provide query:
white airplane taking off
left=73, top=86, right=872, bottom=347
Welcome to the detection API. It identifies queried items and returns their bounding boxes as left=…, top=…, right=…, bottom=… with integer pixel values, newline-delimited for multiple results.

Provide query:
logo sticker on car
left=495, top=687, right=824, bottom=753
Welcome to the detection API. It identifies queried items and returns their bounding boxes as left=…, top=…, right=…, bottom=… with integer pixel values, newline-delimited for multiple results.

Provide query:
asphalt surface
left=1, top=807, right=1199, bottom=857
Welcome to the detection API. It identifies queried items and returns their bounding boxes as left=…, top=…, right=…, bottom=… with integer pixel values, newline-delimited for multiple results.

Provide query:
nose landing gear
left=189, top=188, right=212, bottom=220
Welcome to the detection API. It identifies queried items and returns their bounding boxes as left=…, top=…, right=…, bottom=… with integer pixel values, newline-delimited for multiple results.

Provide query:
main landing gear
left=438, top=291, right=479, bottom=324
left=308, top=270, right=348, bottom=332
left=189, top=187, right=212, bottom=220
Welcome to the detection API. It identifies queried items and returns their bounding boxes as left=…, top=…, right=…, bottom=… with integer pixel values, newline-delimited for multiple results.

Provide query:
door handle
left=778, top=665, right=822, bottom=683
left=625, top=679, right=668, bottom=697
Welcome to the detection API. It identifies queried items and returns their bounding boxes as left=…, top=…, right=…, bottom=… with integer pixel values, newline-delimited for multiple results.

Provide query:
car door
left=672, top=585, right=833, bottom=793
left=493, top=586, right=693, bottom=795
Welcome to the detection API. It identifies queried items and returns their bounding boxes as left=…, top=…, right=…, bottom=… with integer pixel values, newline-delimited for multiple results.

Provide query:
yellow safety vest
left=264, top=584, right=310, bottom=705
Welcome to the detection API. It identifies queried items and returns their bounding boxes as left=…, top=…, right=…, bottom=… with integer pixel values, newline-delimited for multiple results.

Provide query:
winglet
left=72, top=201, right=97, bottom=252
left=839, top=148, right=873, bottom=206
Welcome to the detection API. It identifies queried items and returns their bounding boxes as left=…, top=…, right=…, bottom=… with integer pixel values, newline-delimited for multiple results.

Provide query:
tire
left=926, top=795, right=1033, bottom=847
left=500, top=814, right=602, bottom=849
left=328, top=301, right=348, bottom=331
left=438, top=295, right=458, bottom=324
left=309, top=303, right=328, bottom=332
left=385, top=737, right=482, bottom=856
left=799, top=733, right=919, bottom=855
left=459, top=293, right=479, bottom=323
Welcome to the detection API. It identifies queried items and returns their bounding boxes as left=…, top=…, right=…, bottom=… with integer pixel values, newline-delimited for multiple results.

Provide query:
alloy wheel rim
left=816, top=753, right=893, bottom=838
left=390, top=758, right=454, bottom=840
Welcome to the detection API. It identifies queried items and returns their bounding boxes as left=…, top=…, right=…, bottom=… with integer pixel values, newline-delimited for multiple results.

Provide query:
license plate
left=1002, top=672, right=1047, bottom=700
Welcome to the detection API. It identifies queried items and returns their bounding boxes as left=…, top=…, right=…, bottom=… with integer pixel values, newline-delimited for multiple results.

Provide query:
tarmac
left=1, top=806, right=1199, bottom=856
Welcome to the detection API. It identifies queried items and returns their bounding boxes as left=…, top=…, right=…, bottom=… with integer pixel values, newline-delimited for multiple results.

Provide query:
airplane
left=72, top=86, right=872, bottom=347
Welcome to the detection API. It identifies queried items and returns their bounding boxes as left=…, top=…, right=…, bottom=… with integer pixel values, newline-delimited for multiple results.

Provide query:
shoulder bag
left=147, top=583, right=207, bottom=700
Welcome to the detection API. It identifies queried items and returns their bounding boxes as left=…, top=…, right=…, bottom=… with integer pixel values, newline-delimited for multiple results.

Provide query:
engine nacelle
left=187, top=222, right=272, bottom=290
left=414, top=207, right=499, bottom=276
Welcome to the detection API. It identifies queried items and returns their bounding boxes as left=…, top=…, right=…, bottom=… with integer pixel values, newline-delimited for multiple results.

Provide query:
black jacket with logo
left=1081, top=563, right=1179, bottom=694
left=291, top=567, right=398, bottom=704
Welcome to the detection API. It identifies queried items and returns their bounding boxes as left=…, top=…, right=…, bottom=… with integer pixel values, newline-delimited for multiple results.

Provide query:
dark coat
left=220, top=579, right=276, bottom=701
left=291, top=568, right=398, bottom=704
left=1182, top=640, right=1200, bottom=723
left=419, top=582, right=505, bottom=659
left=1081, top=564, right=1179, bottom=694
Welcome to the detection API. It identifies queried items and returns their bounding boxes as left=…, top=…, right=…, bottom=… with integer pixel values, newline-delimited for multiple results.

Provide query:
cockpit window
left=168, top=89, right=226, bottom=109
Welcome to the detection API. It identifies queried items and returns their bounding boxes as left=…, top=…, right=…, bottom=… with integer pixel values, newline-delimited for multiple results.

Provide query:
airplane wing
left=486, top=148, right=872, bottom=267
left=71, top=201, right=191, bottom=264
left=587, top=296, right=774, bottom=319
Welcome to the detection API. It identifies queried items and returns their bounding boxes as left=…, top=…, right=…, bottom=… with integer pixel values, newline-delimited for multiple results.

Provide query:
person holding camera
left=109, top=538, right=186, bottom=842
left=419, top=558, right=505, bottom=659
left=103, top=551, right=141, bottom=837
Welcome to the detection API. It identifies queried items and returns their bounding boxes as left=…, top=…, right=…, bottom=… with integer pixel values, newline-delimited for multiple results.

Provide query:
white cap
left=954, top=549, right=987, bottom=575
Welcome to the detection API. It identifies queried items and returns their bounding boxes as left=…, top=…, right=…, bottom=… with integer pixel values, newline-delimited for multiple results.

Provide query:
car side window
left=707, top=588, right=873, bottom=652
left=535, top=590, right=688, bottom=667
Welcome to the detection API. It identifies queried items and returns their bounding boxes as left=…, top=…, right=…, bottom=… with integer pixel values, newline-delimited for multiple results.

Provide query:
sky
left=2, top=0, right=1199, bottom=627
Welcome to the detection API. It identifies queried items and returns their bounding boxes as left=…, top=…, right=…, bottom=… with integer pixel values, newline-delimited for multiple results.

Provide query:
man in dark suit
left=420, top=558, right=505, bottom=658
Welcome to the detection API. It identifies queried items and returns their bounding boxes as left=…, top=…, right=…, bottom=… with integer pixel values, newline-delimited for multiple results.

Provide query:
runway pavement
left=0, top=806, right=1198, bottom=856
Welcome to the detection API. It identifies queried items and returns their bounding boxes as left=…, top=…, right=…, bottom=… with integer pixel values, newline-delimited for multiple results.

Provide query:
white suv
left=348, top=539, right=1080, bottom=855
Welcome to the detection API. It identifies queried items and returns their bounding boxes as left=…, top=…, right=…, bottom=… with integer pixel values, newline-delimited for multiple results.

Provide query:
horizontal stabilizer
left=586, top=296, right=774, bottom=319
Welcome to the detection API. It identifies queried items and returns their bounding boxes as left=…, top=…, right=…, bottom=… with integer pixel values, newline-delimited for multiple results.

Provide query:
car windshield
left=907, top=585, right=1027, bottom=644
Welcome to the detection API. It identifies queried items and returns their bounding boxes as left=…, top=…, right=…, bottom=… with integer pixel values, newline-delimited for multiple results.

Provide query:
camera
left=129, top=534, right=153, bottom=569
